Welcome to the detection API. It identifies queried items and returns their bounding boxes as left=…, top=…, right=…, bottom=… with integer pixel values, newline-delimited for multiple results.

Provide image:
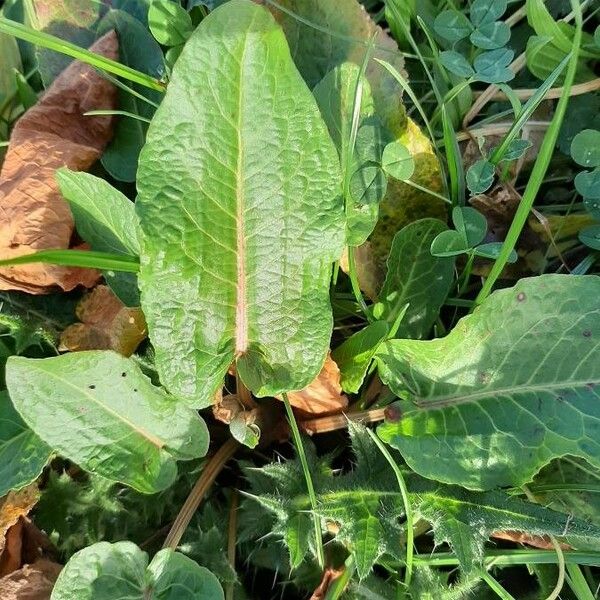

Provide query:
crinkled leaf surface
left=137, top=0, right=344, bottom=407
left=377, top=275, right=600, bottom=490
left=51, top=542, right=224, bottom=600
left=0, top=391, right=52, bottom=497
left=378, top=219, right=454, bottom=339
left=6, top=351, right=208, bottom=493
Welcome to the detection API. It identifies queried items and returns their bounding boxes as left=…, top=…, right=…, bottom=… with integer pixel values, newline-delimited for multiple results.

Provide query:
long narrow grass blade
left=0, top=250, right=140, bottom=272
left=0, top=17, right=165, bottom=91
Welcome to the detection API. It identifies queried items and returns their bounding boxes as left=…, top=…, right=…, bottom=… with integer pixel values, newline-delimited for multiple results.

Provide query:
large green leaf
left=136, top=0, right=344, bottom=407
left=51, top=542, right=224, bottom=600
left=0, top=391, right=52, bottom=497
left=376, top=219, right=454, bottom=339
left=377, top=275, right=600, bottom=490
left=6, top=351, right=209, bottom=493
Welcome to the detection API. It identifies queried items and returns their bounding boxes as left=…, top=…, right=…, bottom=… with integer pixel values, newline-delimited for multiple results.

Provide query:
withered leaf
left=0, top=31, right=118, bottom=294
left=281, top=354, right=348, bottom=417
left=0, top=559, right=62, bottom=600
left=339, top=243, right=383, bottom=302
left=0, top=485, right=40, bottom=577
left=59, top=285, right=146, bottom=356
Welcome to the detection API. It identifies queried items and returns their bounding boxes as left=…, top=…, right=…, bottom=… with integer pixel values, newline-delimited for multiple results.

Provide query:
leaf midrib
left=403, top=378, right=600, bottom=410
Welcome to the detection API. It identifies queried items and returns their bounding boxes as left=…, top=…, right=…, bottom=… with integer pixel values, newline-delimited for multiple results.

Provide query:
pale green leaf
left=571, top=130, right=600, bottom=168
left=332, top=320, right=389, bottom=393
left=377, top=275, right=600, bottom=490
left=378, top=219, right=455, bottom=339
left=51, top=542, right=224, bottom=600
left=0, top=391, right=52, bottom=497
left=470, top=0, right=507, bottom=27
left=6, top=351, right=209, bottom=493
left=434, top=10, right=472, bottom=42
left=470, top=21, right=510, bottom=50
left=439, top=50, right=474, bottom=78
left=137, top=1, right=344, bottom=407
left=381, top=141, right=415, bottom=181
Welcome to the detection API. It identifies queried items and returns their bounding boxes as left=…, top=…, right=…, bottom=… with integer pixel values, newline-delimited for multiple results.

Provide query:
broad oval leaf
left=136, top=0, right=344, bottom=407
left=6, top=351, right=209, bottom=493
left=378, top=219, right=455, bottom=339
left=571, top=130, right=600, bottom=168
left=0, top=391, right=52, bottom=497
left=377, top=275, right=600, bottom=490
left=51, top=542, right=224, bottom=600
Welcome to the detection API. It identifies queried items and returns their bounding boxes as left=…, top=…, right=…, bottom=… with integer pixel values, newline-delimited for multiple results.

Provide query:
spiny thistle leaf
left=241, top=424, right=600, bottom=577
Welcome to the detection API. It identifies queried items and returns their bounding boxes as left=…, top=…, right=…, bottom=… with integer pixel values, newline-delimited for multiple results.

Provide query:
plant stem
left=366, top=428, right=413, bottom=587
left=475, top=0, right=583, bottom=304
left=282, top=392, right=325, bottom=570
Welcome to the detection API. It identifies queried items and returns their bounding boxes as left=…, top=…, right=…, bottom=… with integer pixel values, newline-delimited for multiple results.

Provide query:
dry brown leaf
left=491, top=530, right=570, bottom=550
left=59, top=285, right=147, bottom=356
left=309, top=566, right=346, bottom=600
left=0, top=486, right=40, bottom=577
left=0, top=31, right=118, bottom=293
left=281, top=354, right=348, bottom=417
left=0, top=559, right=62, bottom=600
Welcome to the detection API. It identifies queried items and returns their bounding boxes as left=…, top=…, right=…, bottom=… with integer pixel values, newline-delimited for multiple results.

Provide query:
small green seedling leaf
left=350, top=164, right=388, bottom=204
left=576, top=168, right=600, bottom=200
left=499, top=138, right=533, bottom=161
left=332, top=320, right=390, bottom=394
left=439, top=50, right=475, bottom=78
left=229, top=416, right=260, bottom=449
left=466, top=159, right=495, bottom=194
left=148, top=0, right=194, bottom=46
left=434, top=10, right=473, bottom=42
left=579, top=225, right=600, bottom=250
left=381, top=141, right=415, bottom=181
left=474, top=48, right=514, bottom=83
left=470, top=0, right=507, bottom=26
left=470, top=21, right=510, bottom=50
left=354, top=120, right=392, bottom=165
left=473, top=242, right=518, bottom=262
left=51, top=542, right=224, bottom=600
left=0, top=391, right=52, bottom=497
left=584, top=197, right=600, bottom=220
left=6, top=352, right=209, bottom=493
left=453, top=206, right=488, bottom=247
left=571, top=130, right=600, bottom=167
left=430, top=230, right=469, bottom=257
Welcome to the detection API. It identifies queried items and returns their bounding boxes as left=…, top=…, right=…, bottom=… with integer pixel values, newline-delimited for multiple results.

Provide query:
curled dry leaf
left=0, top=32, right=118, bottom=294
left=280, top=354, right=348, bottom=417
left=59, top=285, right=147, bottom=356
left=0, top=559, right=62, bottom=600
left=0, top=485, right=40, bottom=577
left=491, top=530, right=570, bottom=550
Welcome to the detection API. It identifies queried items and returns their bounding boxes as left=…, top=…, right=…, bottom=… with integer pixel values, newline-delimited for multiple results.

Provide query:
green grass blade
left=281, top=392, right=325, bottom=570
left=481, top=571, right=517, bottom=600
left=0, top=250, right=140, bottom=272
left=566, top=564, right=596, bottom=600
left=367, top=428, right=414, bottom=587
left=0, top=17, right=165, bottom=92
left=476, top=0, right=583, bottom=304
left=84, top=110, right=152, bottom=123
left=489, top=54, right=570, bottom=166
